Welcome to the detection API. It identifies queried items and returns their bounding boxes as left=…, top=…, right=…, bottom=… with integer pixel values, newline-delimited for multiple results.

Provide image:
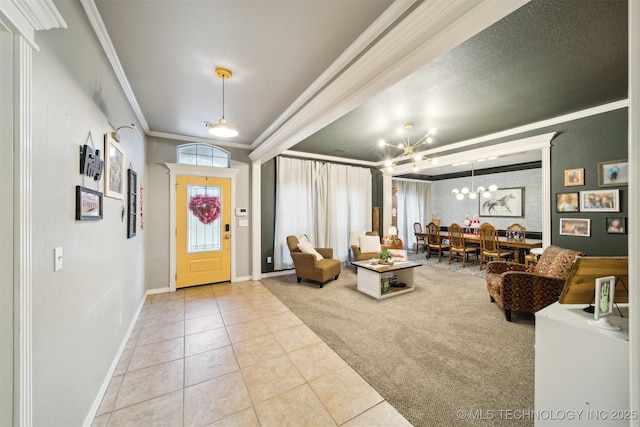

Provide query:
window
left=177, top=143, right=230, bottom=167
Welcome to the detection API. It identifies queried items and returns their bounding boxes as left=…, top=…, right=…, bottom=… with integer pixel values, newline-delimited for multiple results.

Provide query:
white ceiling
left=85, top=0, right=627, bottom=177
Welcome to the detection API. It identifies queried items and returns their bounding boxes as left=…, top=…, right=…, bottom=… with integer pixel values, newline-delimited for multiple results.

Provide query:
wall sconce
left=111, top=123, right=141, bottom=142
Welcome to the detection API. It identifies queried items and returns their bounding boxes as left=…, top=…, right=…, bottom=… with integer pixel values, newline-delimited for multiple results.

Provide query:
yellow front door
left=176, top=176, right=231, bottom=288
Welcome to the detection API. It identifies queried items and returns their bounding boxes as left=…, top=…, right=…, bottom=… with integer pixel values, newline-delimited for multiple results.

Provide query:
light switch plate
left=238, top=219, right=249, bottom=227
left=54, top=247, right=63, bottom=271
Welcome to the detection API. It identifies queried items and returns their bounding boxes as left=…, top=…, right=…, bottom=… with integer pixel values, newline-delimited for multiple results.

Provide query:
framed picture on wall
left=605, top=216, right=625, bottom=234
left=560, top=218, right=590, bottom=237
left=598, top=159, right=628, bottom=187
left=556, top=192, right=580, bottom=212
left=479, top=187, right=524, bottom=217
left=564, top=168, right=584, bottom=186
left=579, top=189, right=619, bottom=212
left=75, top=186, right=103, bottom=221
left=104, top=133, right=125, bottom=199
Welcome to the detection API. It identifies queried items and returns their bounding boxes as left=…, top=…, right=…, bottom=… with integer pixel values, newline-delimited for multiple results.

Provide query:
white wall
left=145, top=135, right=253, bottom=290
left=31, top=2, right=146, bottom=425
left=431, top=168, right=542, bottom=232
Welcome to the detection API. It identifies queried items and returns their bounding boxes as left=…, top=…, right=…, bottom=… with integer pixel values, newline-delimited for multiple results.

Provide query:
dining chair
left=448, top=223, right=479, bottom=267
left=506, top=223, right=526, bottom=240
left=478, top=223, right=514, bottom=270
left=425, top=221, right=449, bottom=262
left=413, top=222, right=426, bottom=253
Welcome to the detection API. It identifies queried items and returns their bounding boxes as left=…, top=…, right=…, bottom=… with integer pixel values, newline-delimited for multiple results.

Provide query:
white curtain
left=274, top=157, right=371, bottom=269
left=393, top=179, right=431, bottom=251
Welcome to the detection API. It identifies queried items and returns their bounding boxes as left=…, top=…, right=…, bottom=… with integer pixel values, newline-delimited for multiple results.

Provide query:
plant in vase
left=379, top=249, right=393, bottom=265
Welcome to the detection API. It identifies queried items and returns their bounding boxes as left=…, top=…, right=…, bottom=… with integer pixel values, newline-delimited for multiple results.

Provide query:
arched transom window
left=177, top=143, right=230, bottom=167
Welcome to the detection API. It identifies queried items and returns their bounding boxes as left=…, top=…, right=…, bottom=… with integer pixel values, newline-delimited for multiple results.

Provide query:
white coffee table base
left=353, top=261, right=419, bottom=299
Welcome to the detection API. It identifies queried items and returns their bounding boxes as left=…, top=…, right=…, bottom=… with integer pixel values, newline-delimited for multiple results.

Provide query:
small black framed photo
left=76, top=186, right=103, bottom=221
left=605, top=216, right=626, bottom=234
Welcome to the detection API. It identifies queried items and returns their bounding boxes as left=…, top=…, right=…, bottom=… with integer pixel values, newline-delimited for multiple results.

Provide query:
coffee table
left=352, top=260, right=421, bottom=299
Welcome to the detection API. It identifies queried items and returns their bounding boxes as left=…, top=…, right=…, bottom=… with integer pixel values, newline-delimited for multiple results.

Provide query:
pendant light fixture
left=451, top=162, right=497, bottom=200
left=207, top=67, right=238, bottom=138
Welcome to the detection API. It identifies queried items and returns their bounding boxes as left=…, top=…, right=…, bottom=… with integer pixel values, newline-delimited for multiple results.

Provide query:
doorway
left=175, top=175, right=231, bottom=287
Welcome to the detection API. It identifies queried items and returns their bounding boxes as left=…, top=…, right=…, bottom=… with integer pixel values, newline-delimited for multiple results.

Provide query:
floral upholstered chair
left=485, top=245, right=584, bottom=321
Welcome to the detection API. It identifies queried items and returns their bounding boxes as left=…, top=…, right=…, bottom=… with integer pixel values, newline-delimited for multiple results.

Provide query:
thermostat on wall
left=235, top=208, right=248, bottom=217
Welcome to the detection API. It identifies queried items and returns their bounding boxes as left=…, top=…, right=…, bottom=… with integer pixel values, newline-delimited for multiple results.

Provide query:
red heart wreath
left=188, top=195, right=221, bottom=225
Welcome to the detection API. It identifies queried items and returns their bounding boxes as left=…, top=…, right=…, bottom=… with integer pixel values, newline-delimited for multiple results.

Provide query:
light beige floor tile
left=137, top=320, right=184, bottom=346
left=151, top=291, right=184, bottom=303
left=241, top=354, right=306, bottom=403
left=114, top=359, right=183, bottom=410
left=90, top=413, right=109, bottom=427
left=216, top=296, right=253, bottom=313
left=221, top=306, right=262, bottom=326
left=185, top=313, right=225, bottom=335
left=141, top=306, right=184, bottom=328
left=127, top=337, right=184, bottom=372
left=273, top=324, right=322, bottom=352
left=113, top=347, right=133, bottom=377
left=254, top=384, right=337, bottom=427
left=211, top=283, right=243, bottom=297
left=341, top=401, right=413, bottom=427
left=288, top=341, right=347, bottom=381
left=185, top=299, right=220, bottom=319
left=185, top=327, right=230, bottom=357
left=226, top=318, right=271, bottom=343
left=183, top=284, right=215, bottom=299
left=309, top=366, right=383, bottom=425
left=108, top=389, right=183, bottom=427
left=262, top=311, right=303, bottom=332
left=95, top=375, right=123, bottom=416
left=185, top=345, right=239, bottom=387
left=206, top=407, right=260, bottom=427
left=184, top=371, right=252, bottom=427
left=252, top=300, right=290, bottom=317
left=147, top=299, right=184, bottom=315
left=232, top=334, right=285, bottom=368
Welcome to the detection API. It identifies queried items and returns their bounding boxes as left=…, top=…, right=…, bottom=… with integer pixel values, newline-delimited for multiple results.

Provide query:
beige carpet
left=261, top=262, right=535, bottom=427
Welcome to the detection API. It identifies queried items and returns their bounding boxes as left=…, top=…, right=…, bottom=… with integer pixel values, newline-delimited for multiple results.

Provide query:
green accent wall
left=550, top=108, right=628, bottom=255
left=261, top=158, right=277, bottom=273
left=260, top=108, right=628, bottom=274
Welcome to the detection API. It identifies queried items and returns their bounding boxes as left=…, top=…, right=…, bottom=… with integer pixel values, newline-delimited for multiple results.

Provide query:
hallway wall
left=31, top=2, right=146, bottom=425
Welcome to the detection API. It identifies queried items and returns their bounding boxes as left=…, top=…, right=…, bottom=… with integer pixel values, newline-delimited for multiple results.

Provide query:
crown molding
left=249, top=0, right=529, bottom=165
left=80, top=0, right=149, bottom=133
left=0, top=0, right=66, bottom=48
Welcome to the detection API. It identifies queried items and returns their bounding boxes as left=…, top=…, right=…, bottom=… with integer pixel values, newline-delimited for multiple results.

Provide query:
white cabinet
left=535, top=302, right=630, bottom=426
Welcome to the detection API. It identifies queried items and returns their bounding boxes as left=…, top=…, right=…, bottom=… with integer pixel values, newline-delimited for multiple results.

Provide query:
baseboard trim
left=82, top=294, right=147, bottom=427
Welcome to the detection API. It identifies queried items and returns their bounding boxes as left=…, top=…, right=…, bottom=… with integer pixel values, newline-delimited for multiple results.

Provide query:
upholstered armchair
left=350, top=231, right=390, bottom=261
left=486, top=245, right=584, bottom=321
left=286, top=235, right=341, bottom=288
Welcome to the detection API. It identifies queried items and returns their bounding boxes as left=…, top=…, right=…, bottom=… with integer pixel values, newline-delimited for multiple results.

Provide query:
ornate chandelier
left=378, top=123, right=438, bottom=172
left=451, top=162, right=497, bottom=200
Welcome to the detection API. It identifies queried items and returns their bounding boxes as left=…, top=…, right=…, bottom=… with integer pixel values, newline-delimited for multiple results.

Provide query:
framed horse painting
left=479, top=187, right=525, bottom=217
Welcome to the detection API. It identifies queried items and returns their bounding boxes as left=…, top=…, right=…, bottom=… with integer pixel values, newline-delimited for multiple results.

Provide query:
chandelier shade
left=378, top=123, right=437, bottom=171
left=208, top=67, right=238, bottom=138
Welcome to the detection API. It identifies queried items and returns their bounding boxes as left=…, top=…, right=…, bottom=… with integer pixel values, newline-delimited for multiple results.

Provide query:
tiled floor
left=92, top=280, right=412, bottom=426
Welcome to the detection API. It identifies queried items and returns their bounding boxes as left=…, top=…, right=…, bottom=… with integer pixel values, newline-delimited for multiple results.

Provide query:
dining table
left=415, top=230, right=543, bottom=264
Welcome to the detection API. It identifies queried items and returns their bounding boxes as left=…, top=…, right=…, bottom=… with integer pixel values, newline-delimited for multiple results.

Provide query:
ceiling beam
left=249, top=0, right=530, bottom=165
